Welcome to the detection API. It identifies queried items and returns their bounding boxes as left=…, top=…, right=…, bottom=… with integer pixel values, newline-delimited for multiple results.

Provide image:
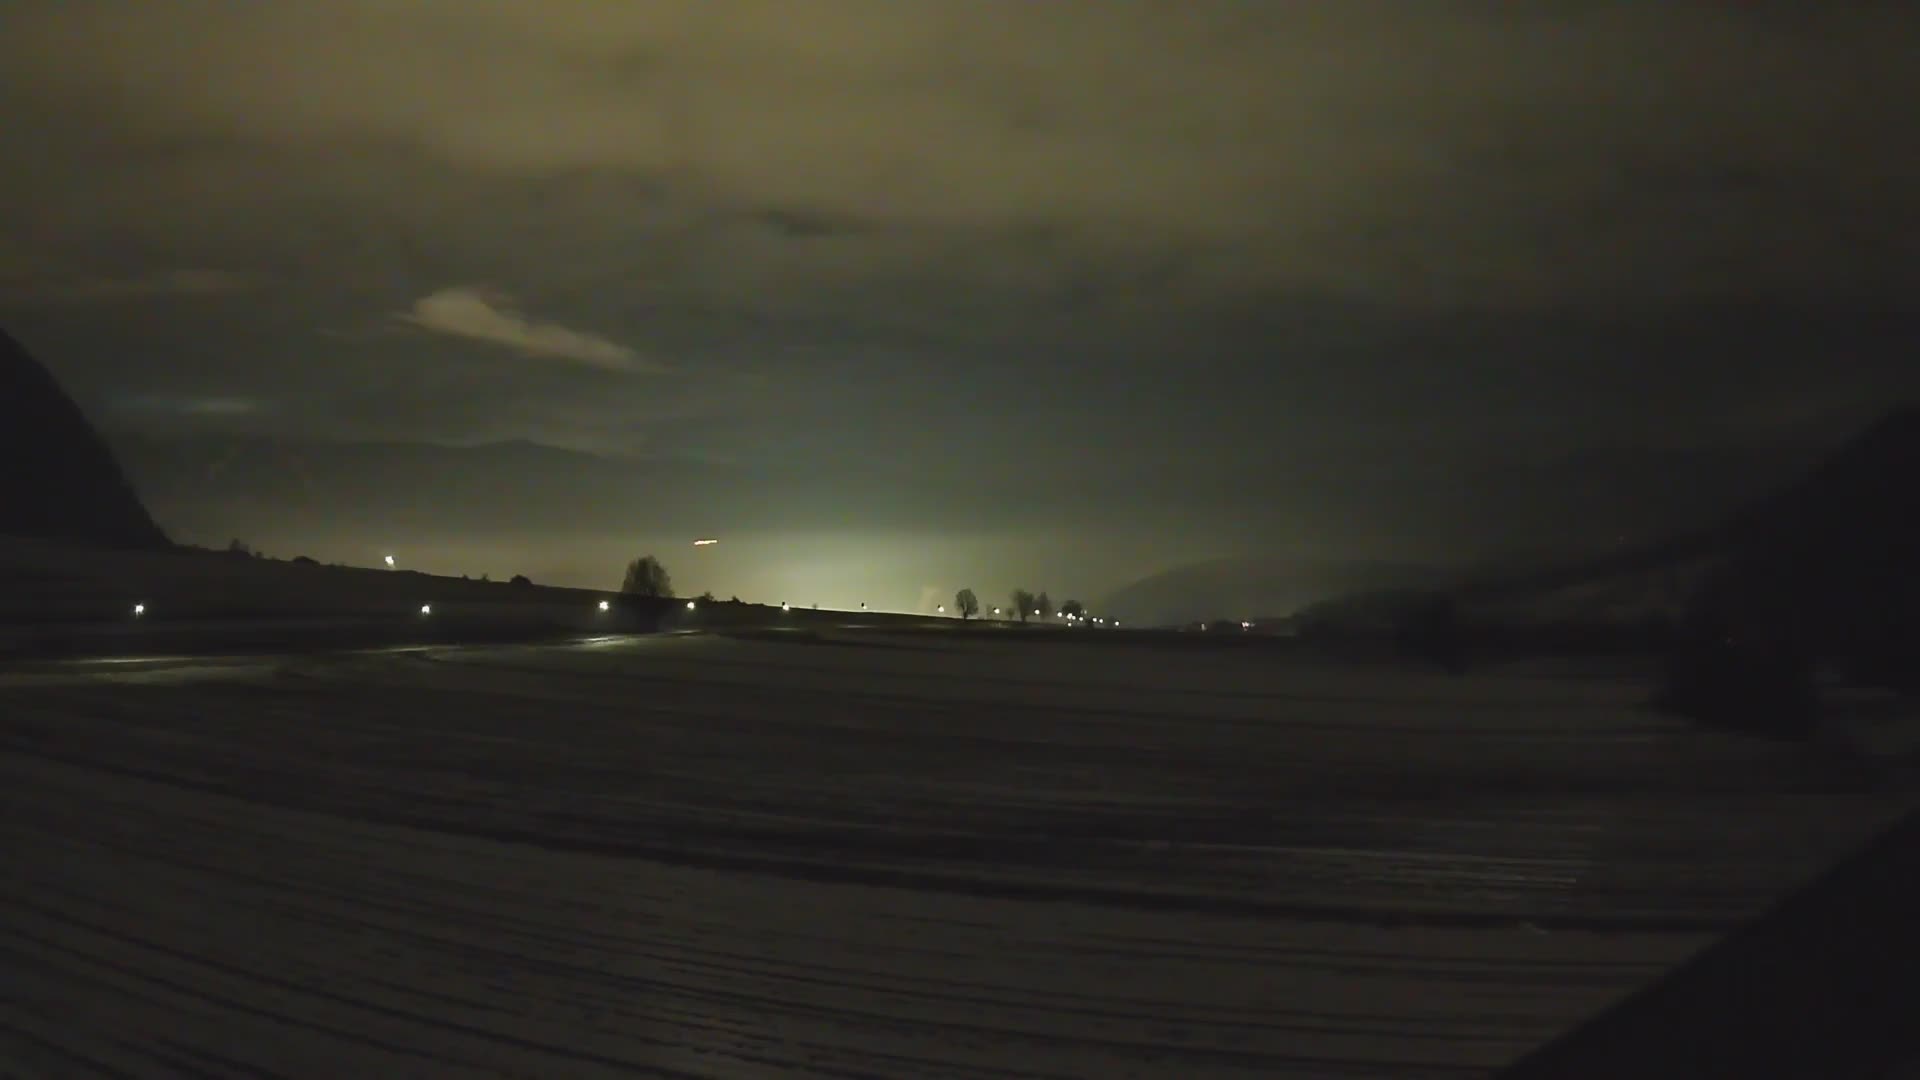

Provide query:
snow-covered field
left=3, top=630, right=1912, bottom=1077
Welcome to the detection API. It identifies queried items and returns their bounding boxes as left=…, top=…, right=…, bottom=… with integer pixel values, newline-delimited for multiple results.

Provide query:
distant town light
left=132, top=603, right=145, bottom=617
left=419, top=604, right=432, bottom=615
left=693, top=538, right=718, bottom=546
left=598, top=600, right=611, bottom=612
left=1241, top=620, right=1252, bottom=630
left=384, top=554, right=396, bottom=568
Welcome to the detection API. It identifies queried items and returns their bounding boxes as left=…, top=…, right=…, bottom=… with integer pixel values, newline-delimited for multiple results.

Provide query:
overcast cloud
left=8, top=2, right=1917, bottom=310
left=1, top=2, right=1915, bottom=601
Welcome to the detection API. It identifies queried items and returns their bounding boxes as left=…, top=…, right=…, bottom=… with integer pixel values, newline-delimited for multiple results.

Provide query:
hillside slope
left=0, top=328, right=168, bottom=549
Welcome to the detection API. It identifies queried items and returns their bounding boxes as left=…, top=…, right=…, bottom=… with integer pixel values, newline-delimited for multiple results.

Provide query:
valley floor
left=3, top=632, right=1912, bottom=1077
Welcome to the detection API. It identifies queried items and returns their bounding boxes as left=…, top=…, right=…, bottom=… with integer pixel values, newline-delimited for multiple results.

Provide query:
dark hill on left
left=0, top=327, right=168, bottom=549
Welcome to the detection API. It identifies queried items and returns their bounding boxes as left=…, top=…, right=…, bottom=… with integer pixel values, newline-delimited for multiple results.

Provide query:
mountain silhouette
left=0, top=327, right=168, bottom=549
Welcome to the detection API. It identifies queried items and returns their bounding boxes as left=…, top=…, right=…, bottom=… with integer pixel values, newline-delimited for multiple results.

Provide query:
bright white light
left=992, top=607, right=1001, bottom=615
left=937, top=605, right=945, bottom=613
left=1241, top=620, right=1252, bottom=629
left=693, top=538, right=718, bottom=546
left=1033, top=610, right=1041, bottom=617
left=686, top=600, right=697, bottom=610
left=132, top=603, right=145, bottom=617
left=419, top=604, right=432, bottom=615
left=384, top=554, right=395, bottom=568
left=597, top=600, right=610, bottom=612
left=781, top=602, right=790, bottom=611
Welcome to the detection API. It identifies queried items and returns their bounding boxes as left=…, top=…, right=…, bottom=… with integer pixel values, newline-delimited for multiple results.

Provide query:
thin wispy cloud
left=400, top=288, right=663, bottom=372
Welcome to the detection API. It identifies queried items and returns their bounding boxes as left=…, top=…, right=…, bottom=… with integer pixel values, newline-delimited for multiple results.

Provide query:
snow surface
left=3, top=630, right=1912, bottom=1077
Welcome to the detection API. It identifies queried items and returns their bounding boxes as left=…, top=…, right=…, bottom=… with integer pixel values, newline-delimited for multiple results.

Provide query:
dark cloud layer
left=2, top=2, right=1916, bottom=607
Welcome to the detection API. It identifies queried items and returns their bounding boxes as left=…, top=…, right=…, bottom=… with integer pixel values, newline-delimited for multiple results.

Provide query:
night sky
left=3, top=3, right=1916, bottom=618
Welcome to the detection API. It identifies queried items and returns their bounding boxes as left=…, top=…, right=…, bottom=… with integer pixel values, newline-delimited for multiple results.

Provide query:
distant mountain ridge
left=1097, top=556, right=1450, bottom=628
left=0, top=327, right=168, bottom=549
left=1294, top=405, right=1920, bottom=650
left=1094, top=438, right=1820, bottom=628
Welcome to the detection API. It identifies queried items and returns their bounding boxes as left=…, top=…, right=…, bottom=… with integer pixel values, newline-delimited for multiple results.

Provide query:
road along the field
left=3, top=632, right=1910, bottom=1077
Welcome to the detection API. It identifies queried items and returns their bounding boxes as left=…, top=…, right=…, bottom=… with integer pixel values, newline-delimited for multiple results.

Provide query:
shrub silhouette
left=1655, top=582, right=1817, bottom=739
left=1394, top=594, right=1469, bottom=675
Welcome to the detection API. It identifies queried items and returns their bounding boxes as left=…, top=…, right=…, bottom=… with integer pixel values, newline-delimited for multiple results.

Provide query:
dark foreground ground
left=4, top=629, right=1915, bottom=1077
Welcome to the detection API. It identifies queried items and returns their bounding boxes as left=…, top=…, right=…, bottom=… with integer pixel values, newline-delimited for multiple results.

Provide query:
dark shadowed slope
left=1496, top=807, right=1920, bottom=1079
left=0, top=328, right=168, bottom=549
left=1682, top=405, right=1920, bottom=687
